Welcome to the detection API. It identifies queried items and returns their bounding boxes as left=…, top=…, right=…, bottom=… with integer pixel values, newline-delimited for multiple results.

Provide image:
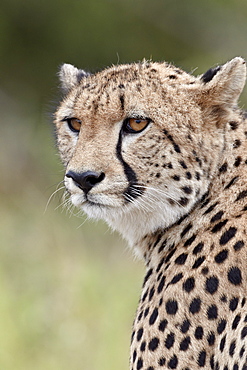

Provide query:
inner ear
left=201, top=66, right=221, bottom=83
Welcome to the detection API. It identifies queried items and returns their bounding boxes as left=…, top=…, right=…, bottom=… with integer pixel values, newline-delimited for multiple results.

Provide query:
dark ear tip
left=201, top=66, right=221, bottom=83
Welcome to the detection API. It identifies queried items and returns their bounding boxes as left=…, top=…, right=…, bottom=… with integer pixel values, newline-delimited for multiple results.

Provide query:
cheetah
left=54, top=57, right=247, bottom=369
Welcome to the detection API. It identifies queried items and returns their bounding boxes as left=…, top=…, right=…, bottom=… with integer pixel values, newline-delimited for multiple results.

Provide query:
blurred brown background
left=1, top=0, right=247, bottom=369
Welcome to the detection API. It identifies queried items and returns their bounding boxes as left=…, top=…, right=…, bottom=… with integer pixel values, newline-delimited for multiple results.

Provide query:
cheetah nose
left=66, top=170, right=105, bottom=194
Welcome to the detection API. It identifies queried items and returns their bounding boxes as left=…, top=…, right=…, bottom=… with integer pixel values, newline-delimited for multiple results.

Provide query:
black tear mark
left=116, top=132, right=142, bottom=200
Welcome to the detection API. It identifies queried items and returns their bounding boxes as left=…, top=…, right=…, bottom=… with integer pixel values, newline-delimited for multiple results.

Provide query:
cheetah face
left=55, top=59, right=246, bottom=247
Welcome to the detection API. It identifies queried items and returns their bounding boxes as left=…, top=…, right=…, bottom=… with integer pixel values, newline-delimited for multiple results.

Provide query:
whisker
left=44, top=182, right=65, bottom=214
left=132, top=184, right=186, bottom=209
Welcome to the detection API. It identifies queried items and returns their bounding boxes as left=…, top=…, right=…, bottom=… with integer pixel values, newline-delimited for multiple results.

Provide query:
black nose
left=66, top=170, right=105, bottom=194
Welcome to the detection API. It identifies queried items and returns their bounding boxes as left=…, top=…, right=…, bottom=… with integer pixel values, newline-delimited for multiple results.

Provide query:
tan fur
left=54, top=57, right=247, bottom=369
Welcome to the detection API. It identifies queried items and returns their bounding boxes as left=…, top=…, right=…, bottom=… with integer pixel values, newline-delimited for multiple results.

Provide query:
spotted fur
left=54, top=57, right=247, bottom=369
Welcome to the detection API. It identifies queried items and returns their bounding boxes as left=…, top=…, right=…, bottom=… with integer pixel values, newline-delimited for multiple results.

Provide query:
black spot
left=204, top=202, right=218, bottom=215
left=158, top=239, right=167, bottom=253
left=192, top=242, right=204, bottom=255
left=158, top=319, right=168, bottom=332
left=233, top=240, right=244, bottom=251
left=182, top=186, right=193, bottom=194
left=233, top=139, right=241, bottom=148
left=210, top=211, right=224, bottom=223
left=195, top=326, right=204, bottom=339
left=224, top=176, right=239, bottom=190
left=239, top=345, right=245, bottom=357
left=148, top=286, right=155, bottom=301
left=144, top=307, right=149, bottom=317
left=234, top=156, right=242, bottom=167
left=179, top=197, right=189, bottom=206
left=169, top=74, right=177, bottom=79
left=181, top=223, right=192, bottom=238
left=179, top=160, right=188, bottom=169
left=164, top=131, right=181, bottom=154
left=136, top=328, right=143, bottom=342
left=195, top=171, right=201, bottom=180
left=229, top=121, right=238, bottom=130
left=181, top=319, right=191, bottom=333
left=167, top=355, right=178, bottom=369
left=149, top=307, right=159, bottom=325
left=195, top=156, right=202, bottom=166
left=186, top=171, right=192, bottom=179
left=220, top=335, right=226, bottom=351
left=119, top=94, right=125, bottom=111
left=183, top=277, right=195, bottom=293
left=137, top=357, right=143, bottom=369
left=169, top=273, right=183, bottom=285
left=165, top=248, right=176, bottom=263
left=217, top=319, right=226, bottom=334
left=241, top=326, right=247, bottom=339
left=229, top=297, right=239, bottom=311
left=157, top=275, right=166, bottom=293
left=201, top=267, right=209, bottom=275
left=148, top=337, right=160, bottom=351
left=229, top=340, right=236, bottom=357
left=132, top=349, right=137, bottom=362
left=220, top=227, right=237, bottom=245
left=219, top=162, right=228, bottom=173
left=232, top=314, right=241, bottom=330
left=156, top=257, right=165, bottom=273
left=214, top=249, right=228, bottom=263
left=228, top=267, right=242, bottom=285
left=205, top=276, right=219, bottom=294
left=165, top=332, right=175, bottom=349
left=211, top=219, right=228, bottom=233
left=189, top=298, right=201, bottom=314
left=220, top=295, right=227, bottom=302
left=141, top=289, right=148, bottom=302
left=207, top=304, right=218, bottom=320
left=198, top=351, right=206, bottom=367
left=184, top=234, right=196, bottom=247
left=137, top=310, right=143, bottom=322
left=201, top=66, right=221, bottom=83
left=175, top=253, right=188, bottom=265
left=207, top=332, right=215, bottom=346
left=180, top=336, right=191, bottom=350
left=235, top=190, right=247, bottom=201
left=172, top=175, right=180, bottom=181
left=192, top=256, right=205, bottom=269
left=143, top=268, right=153, bottom=286
left=166, top=299, right=178, bottom=315
left=159, top=357, right=166, bottom=366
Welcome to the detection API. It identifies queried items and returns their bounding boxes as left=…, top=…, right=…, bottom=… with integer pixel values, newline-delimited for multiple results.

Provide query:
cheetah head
left=54, top=58, right=246, bottom=249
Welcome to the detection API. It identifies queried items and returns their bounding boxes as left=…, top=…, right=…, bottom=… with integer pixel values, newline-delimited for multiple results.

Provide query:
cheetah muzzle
left=54, top=57, right=247, bottom=369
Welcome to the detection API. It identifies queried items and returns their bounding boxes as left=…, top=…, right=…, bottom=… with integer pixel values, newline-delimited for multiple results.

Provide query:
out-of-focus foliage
left=1, top=0, right=247, bottom=369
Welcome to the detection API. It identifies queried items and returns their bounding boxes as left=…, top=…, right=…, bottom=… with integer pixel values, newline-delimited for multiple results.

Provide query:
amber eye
left=67, top=118, right=82, bottom=133
left=123, top=117, right=150, bottom=134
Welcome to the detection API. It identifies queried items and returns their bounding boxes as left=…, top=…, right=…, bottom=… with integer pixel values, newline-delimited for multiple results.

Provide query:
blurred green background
left=1, top=0, right=247, bottom=369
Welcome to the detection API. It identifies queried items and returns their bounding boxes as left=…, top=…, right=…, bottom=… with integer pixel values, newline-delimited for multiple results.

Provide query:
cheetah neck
left=136, top=112, right=247, bottom=264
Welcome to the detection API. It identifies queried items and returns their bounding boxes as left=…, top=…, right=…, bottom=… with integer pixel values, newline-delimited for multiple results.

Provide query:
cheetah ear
left=198, top=57, right=246, bottom=108
left=59, top=63, right=90, bottom=94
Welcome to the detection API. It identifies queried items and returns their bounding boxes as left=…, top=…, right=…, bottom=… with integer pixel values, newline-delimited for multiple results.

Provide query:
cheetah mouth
left=70, top=191, right=123, bottom=210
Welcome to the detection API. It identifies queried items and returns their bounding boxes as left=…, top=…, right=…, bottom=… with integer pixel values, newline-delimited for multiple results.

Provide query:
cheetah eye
left=66, top=118, right=82, bottom=133
left=123, top=117, right=150, bottom=134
